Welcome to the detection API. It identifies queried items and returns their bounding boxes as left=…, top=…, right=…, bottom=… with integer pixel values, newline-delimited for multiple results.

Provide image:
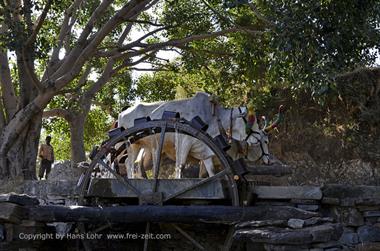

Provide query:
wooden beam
left=27, top=205, right=318, bottom=224
left=87, top=178, right=226, bottom=200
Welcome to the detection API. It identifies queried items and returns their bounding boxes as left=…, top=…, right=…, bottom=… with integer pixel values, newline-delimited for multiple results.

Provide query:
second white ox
left=118, top=92, right=274, bottom=178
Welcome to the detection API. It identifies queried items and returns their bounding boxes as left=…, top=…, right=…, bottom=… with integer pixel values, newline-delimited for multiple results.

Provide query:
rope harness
left=211, top=101, right=270, bottom=162
left=238, top=107, right=269, bottom=160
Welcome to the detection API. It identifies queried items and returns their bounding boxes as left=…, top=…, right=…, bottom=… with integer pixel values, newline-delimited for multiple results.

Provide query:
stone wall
left=237, top=184, right=380, bottom=251
left=1, top=181, right=380, bottom=251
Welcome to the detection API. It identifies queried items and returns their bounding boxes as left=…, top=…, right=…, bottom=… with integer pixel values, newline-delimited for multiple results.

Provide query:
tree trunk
left=1, top=113, right=42, bottom=180
left=69, top=114, right=87, bottom=165
left=43, top=105, right=90, bottom=166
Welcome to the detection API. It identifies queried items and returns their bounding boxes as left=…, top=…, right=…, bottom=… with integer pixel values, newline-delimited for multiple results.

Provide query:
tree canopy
left=0, top=0, right=379, bottom=177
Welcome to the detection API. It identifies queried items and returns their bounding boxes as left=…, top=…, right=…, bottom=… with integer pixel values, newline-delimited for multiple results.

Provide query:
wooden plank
left=87, top=178, right=227, bottom=200
left=252, top=186, right=322, bottom=200
left=27, top=205, right=318, bottom=224
left=0, top=203, right=27, bottom=224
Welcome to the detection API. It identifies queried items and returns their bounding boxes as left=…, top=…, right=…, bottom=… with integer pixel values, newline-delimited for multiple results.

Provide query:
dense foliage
left=132, top=0, right=380, bottom=161
left=1, top=0, right=379, bottom=172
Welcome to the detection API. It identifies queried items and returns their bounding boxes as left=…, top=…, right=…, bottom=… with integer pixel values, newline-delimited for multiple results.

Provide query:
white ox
left=118, top=92, right=272, bottom=178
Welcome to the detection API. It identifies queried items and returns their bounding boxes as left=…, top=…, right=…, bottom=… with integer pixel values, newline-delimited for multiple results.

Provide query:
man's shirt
left=39, top=144, right=54, bottom=162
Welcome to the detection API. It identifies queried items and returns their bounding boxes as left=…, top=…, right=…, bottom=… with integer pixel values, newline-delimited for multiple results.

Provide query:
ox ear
left=264, top=105, right=285, bottom=133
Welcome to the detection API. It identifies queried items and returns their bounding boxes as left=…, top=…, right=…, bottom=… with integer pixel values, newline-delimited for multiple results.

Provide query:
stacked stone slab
left=0, top=193, right=54, bottom=250
left=1, top=182, right=380, bottom=250
left=238, top=185, right=380, bottom=250
left=323, top=185, right=380, bottom=251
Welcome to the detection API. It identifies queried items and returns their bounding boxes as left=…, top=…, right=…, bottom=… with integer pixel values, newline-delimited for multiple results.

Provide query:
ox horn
left=245, top=102, right=256, bottom=134
left=260, top=116, right=267, bottom=129
left=264, top=105, right=285, bottom=133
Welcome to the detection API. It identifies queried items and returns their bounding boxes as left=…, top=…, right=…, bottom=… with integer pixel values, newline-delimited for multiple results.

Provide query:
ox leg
left=198, top=161, right=207, bottom=178
left=202, top=157, right=215, bottom=177
left=139, top=149, right=152, bottom=179
left=134, top=148, right=148, bottom=178
left=175, top=136, right=192, bottom=179
left=126, top=144, right=140, bottom=178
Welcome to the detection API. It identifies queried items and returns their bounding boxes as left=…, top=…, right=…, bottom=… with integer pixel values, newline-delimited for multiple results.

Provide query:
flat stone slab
left=363, top=211, right=380, bottom=217
left=87, top=178, right=227, bottom=200
left=0, top=202, right=27, bottom=224
left=0, top=193, right=39, bottom=206
left=322, top=185, right=380, bottom=205
left=234, top=223, right=342, bottom=245
left=252, top=186, right=322, bottom=200
left=22, top=180, right=79, bottom=197
left=358, top=225, right=380, bottom=242
left=297, top=205, right=320, bottom=212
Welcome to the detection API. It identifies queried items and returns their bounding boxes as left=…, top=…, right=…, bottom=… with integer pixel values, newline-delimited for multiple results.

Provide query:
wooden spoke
left=97, top=159, right=141, bottom=197
left=77, top=223, right=92, bottom=251
left=163, top=170, right=227, bottom=203
left=91, top=223, right=112, bottom=234
left=153, top=124, right=166, bottom=192
left=172, top=224, right=205, bottom=250
left=222, top=226, right=235, bottom=251
left=143, top=222, right=150, bottom=251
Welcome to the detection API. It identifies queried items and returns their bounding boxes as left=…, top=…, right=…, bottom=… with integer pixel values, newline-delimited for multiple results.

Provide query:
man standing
left=38, top=136, right=54, bottom=180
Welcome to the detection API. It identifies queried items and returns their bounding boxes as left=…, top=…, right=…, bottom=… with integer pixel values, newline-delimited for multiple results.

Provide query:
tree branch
left=56, top=64, right=92, bottom=95
left=130, top=26, right=168, bottom=46
left=129, top=67, right=171, bottom=72
left=21, top=46, right=45, bottom=92
left=92, top=100, right=112, bottom=113
left=160, top=47, right=184, bottom=55
left=179, top=45, right=234, bottom=57
left=23, top=0, right=34, bottom=39
left=25, top=0, right=53, bottom=47
left=50, top=0, right=84, bottom=64
left=43, top=108, right=72, bottom=121
left=118, top=23, right=133, bottom=46
left=115, top=27, right=262, bottom=60
left=49, top=0, right=136, bottom=83
left=0, top=50, right=18, bottom=120
left=84, top=59, right=115, bottom=99
left=247, top=2, right=276, bottom=28
left=151, top=55, right=170, bottom=63
left=111, top=51, right=157, bottom=74
left=0, top=99, right=5, bottom=130
left=0, top=1, right=155, bottom=160
left=125, top=18, right=164, bottom=27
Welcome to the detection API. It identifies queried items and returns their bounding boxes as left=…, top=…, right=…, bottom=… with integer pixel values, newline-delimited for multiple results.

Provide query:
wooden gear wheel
left=76, top=113, right=245, bottom=251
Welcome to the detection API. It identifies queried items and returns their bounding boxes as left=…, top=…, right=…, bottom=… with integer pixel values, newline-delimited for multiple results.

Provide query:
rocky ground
left=47, top=161, right=84, bottom=181
left=285, top=153, right=380, bottom=186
